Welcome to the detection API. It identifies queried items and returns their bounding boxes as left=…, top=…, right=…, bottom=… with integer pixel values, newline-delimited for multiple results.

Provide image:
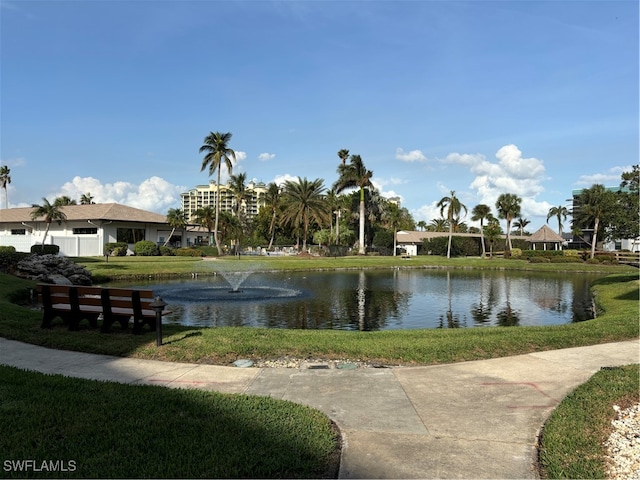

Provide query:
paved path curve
left=1, top=337, right=638, bottom=478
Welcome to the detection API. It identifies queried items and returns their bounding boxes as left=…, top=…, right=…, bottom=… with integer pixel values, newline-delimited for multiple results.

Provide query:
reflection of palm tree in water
left=439, top=272, right=463, bottom=328
left=357, top=271, right=366, bottom=330
left=497, top=276, right=521, bottom=326
left=471, top=272, right=496, bottom=325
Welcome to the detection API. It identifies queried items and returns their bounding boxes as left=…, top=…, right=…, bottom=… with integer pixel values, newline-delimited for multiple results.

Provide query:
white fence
left=0, top=234, right=102, bottom=256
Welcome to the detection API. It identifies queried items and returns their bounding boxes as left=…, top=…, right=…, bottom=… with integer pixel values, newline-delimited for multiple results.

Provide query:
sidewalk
left=1, top=337, right=638, bottom=479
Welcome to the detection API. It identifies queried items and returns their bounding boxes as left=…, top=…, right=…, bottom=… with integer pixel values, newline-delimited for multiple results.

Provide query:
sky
left=1, top=0, right=638, bottom=232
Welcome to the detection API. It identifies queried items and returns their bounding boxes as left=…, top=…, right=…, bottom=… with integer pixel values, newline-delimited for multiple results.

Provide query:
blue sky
left=1, top=0, right=637, bottom=232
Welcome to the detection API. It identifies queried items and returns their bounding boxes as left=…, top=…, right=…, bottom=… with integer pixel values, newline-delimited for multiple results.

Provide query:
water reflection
left=122, top=269, right=601, bottom=331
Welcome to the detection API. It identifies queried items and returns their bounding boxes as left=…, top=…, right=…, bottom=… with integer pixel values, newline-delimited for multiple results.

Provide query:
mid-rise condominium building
left=180, top=180, right=268, bottom=223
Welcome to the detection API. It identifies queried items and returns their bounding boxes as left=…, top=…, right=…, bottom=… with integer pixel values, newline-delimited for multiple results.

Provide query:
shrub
left=199, top=246, right=219, bottom=257
left=30, top=244, right=60, bottom=255
left=421, top=236, right=481, bottom=257
left=510, top=248, right=522, bottom=258
left=0, top=246, right=26, bottom=271
left=105, top=242, right=128, bottom=256
left=134, top=240, right=160, bottom=256
left=175, top=248, right=205, bottom=257
left=563, top=249, right=581, bottom=257
left=159, top=246, right=175, bottom=256
left=528, top=256, right=551, bottom=263
left=549, top=256, right=583, bottom=263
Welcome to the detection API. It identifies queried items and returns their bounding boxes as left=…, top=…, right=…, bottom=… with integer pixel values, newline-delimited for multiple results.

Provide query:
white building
left=0, top=203, right=173, bottom=256
left=181, top=180, right=268, bottom=223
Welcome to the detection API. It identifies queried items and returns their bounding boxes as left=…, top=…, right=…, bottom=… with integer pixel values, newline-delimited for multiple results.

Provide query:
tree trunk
left=590, top=217, right=599, bottom=259
left=214, top=169, right=222, bottom=255
left=358, top=189, right=365, bottom=255
left=447, top=223, right=453, bottom=259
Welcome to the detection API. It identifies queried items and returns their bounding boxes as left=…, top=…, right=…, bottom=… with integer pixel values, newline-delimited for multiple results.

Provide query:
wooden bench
left=37, top=284, right=159, bottom=334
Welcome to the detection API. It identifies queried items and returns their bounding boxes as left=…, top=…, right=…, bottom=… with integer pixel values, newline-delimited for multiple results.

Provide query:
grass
left=0, top=255, right=638, bottom=478
left=0, top=365, right=340, bottom=479
left=538, top=363, right=639, bottom=479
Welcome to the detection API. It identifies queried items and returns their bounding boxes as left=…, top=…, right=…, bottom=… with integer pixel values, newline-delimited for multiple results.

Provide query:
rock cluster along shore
left=11, top=254, right=92, bottom=285
left=605, top=403, right=640, bottom=480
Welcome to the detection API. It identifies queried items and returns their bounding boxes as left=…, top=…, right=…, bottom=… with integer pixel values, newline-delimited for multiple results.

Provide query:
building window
left=117, top=228, right=145, bottom=243
left=73, top=227, right=98, bottom=235
left=11, top=229, right=26, bottom=235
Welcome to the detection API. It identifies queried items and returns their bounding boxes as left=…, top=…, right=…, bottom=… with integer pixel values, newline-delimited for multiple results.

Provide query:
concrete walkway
left=1, top=337, right=638, bottom=479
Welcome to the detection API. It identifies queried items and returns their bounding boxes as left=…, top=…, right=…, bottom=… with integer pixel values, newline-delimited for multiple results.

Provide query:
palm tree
left=429, top=218, right=449, bottom=232
left=199, top=131, right=236, bottom=256
left=0, top=165, right=11, bottom=209
left=264, top=182, right=282, bottom=250
left=333, top=154, right=373, bottom=254
left=164, top=208, right=186, bottom=247
left=513, top=216, right=530, bottom=236
left=228, top=173, right=248, bottom=218
left=547, top=205, right=569, bottom=236
left=574, top=184, right=614, bottom=259
left=495, top=193, right=522, bottom=253
left=483, top=219, right=502, bottom=258
left=281, top=177, right=330, bottom=251
left=417, top=220, right=427, bottom=232
left=193, top=206, right=216, bottom=247
left=228, top=173, right=248, bottom=253
left=437, top=191, right=467, bottom=259
left=384, top=203, right=412, bottom=256
left=31, top=198, right=67, bottom=251
left=54, top=196, right=77, bottom=206
left=337, top=149, right=350, bottom=165
left=471, top=204, right=492, bottom=258
left=80, top=192, right=94, bottom=205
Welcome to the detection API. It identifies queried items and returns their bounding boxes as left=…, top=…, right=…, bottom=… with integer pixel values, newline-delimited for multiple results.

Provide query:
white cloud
left=55, top=176, right=186, bottom=214
left=575, top=165, right=631, bottom=186
left=272, top=173, right=298, bottom=186
left=396, top=147, right=427, bottom=162
left=258, top=152, right=276, bottom=161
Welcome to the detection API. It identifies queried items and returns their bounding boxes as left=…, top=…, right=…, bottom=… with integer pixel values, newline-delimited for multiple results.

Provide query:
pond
left=117, top=269, right=601, bottom=331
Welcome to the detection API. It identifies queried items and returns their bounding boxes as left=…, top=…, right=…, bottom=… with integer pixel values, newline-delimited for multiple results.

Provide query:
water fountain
left=152, top=260, right=302, bottom=304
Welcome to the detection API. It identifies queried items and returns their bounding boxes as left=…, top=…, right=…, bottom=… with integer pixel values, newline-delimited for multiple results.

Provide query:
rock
left=13, top=254, right=93, bottom=285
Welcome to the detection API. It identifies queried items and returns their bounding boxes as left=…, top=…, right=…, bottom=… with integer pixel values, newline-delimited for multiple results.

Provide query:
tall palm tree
left=264, top=182, right=282, bottom=250
left=417, top=220, right=427, bottom=232
left=495, top=193, right=522, bottom=253
left=0, top=165, right=11, bottom=209
left=80, top=192, right=94, bottom=205
left=164, top=208, right=186, bottom=247
left=513, top=216, right=530, bottom=236
left=437, top=191, right=467, bottom=259
left=228, top=173, right=248, bottom=218
left=228, top=173, right=248, bottom=253
left=471, top=204, right=492, bottom=258
left=337, top=148, right=350, bottom=165
left=333, top=154, right=373, bottom=254
left=31, top=198, right=67, bottom=251
left=547, top=205, right=569, bottom=236
left=199, top=131, right=236, bottom=256
left=281, top=177, right=330, bottom=251
left=574, top=184, right=614, bottom=259
left=193, top=206, right=216, bottom=247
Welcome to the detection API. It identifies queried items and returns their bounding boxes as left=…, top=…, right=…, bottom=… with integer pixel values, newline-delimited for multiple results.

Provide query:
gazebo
left=527, top=224, right=565, bottom=251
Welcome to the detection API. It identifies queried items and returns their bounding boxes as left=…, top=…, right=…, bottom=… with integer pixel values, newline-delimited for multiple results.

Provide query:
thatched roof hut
left=527, top=225, right=565, bottom=250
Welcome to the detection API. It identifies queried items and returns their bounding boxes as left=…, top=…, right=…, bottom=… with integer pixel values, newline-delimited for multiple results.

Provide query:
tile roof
left=0, top=203, right=168, bottom=224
